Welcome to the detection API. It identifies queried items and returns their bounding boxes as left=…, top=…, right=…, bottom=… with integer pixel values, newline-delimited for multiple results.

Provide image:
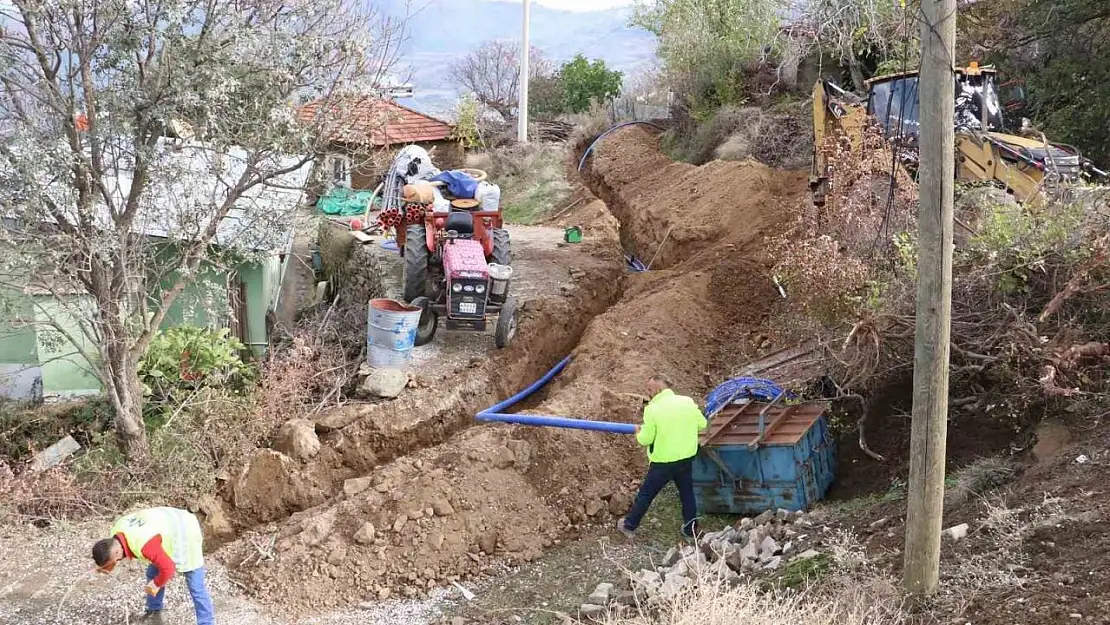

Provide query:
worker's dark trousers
left=623, top=456, right=698, bottom=536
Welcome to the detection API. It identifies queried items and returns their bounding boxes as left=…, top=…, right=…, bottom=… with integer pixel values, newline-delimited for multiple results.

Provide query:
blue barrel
left=367, top=298, right=422, bottom=368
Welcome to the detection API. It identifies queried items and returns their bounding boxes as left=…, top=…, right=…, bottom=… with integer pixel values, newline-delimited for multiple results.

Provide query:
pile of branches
left=255, top=294, right=367, bottom=426
left=534, top=120, right=574, bottom=142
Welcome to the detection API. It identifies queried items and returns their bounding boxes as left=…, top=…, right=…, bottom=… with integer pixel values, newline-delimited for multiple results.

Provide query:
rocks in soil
left=432, top=498, right=455, bottom=516
left=478, top=530, right=498, bottom=555
left=608, top=493, right=631, bottom=516
left=505, top=439, right=532, bottom=469
left=327, top=545, right=347, bottom=565
left=359, top=368, right=409, bottom=399
left=343, top=476, right=374, bottom=497
left=491, top=446, right=515, bottom=469
left=585, top=499, right=606, bottom=517
left=300, top=510, right=336, bottom=546
left=273, top=419, right=320, bottom=461
left=232, top=449, right=321, bottom=523
left=353, top=522, right=376, bottom=545
left=194, top=495, right=235, bottom=543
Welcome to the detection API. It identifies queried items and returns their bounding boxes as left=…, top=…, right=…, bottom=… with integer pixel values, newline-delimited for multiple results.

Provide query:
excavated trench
left=214, top=128, right=818, bottom=614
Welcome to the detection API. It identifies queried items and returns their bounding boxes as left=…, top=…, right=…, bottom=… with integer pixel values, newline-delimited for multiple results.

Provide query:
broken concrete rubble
left=583, top=508, right=829, bottom=611
left=28, top=435, right=80, bottom=472
left=944, top=523, right=969, bottom=542
left=586, top=582, right=614, bottom=605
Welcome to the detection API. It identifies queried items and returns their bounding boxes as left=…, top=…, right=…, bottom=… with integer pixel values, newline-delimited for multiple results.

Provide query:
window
left=325, top=153, right=351, bottom=188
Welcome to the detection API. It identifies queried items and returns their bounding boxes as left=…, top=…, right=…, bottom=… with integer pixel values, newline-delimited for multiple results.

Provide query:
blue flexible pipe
left=577, top=121, right=665, bottom=172
left=476, top=355, right=636, bottom=434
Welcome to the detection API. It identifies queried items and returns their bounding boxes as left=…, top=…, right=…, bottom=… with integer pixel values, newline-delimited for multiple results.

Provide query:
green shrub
left=138, top=326, right=256, bottom=425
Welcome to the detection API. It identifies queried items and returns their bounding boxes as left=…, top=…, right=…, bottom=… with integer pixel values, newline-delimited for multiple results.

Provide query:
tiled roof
left=299, top=97, right=455, bottom=147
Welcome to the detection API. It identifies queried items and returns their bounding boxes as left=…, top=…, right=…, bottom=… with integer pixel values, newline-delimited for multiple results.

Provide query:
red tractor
left=396, top=199, right=516, bottom=348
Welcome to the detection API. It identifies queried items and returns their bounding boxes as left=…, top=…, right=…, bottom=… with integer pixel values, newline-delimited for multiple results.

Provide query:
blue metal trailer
left=693, top=400, right=836, bottom=514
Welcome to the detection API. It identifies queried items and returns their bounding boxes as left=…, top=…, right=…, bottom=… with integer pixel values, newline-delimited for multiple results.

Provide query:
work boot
left=137, top=611, right=165, bottom=624
left=616, top=517, right=635, bottom=540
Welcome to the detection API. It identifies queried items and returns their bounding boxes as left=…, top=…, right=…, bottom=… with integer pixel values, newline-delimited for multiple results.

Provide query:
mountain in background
left=379, top=0, right=657, bottom=117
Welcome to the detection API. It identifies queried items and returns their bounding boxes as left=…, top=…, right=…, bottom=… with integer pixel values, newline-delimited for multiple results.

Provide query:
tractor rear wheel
left=490, top=228, right=511, bottom=266
left=402, top=225, right=428, bottom=303
left=494, top=296, right=518, bottom=349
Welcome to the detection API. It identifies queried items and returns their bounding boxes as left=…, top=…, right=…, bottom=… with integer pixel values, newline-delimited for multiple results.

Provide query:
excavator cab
left=811, top=63, right=1107, bottom=207
left=865, top=65, right=1007, bottom=141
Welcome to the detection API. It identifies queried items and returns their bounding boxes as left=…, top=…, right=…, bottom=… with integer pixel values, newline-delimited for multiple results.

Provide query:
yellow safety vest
left=110, top=507, right=205, bottom=573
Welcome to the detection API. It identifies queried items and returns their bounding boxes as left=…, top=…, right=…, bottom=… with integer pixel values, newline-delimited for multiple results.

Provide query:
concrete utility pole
left=517, top=0, right=531, bottom=144
left=903, top=0, right=956, bottom=596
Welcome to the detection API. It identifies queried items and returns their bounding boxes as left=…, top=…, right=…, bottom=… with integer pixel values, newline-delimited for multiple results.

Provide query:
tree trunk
left=99, top=311, right=150, bottom=462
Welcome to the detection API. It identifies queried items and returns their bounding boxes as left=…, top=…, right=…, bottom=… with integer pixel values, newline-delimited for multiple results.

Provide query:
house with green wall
left=0, top=143, right=310, bottom=401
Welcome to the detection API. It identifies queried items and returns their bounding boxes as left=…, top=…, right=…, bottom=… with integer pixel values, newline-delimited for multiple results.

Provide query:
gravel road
left=0, top=520, right=452, bottom=625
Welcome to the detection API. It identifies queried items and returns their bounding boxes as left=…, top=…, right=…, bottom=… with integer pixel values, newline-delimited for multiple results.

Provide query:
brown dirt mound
left=583, top=126, right=810, bottom=271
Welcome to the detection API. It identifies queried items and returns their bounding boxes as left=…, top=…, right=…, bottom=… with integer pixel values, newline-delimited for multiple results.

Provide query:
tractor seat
left=445, top=211, right=474, bottom=235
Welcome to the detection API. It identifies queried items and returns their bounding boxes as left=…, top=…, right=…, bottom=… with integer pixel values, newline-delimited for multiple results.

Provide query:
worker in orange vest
left=92, top=507, right=213, bottom=624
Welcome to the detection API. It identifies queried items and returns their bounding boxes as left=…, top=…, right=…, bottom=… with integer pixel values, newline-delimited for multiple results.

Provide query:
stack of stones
left=576, top=508, right=827, bottom=621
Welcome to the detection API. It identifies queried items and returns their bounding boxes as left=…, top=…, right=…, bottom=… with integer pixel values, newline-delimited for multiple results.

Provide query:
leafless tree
left=0, top=0, right=409, bottom=461
left=449, top=39, right=556, bottom=121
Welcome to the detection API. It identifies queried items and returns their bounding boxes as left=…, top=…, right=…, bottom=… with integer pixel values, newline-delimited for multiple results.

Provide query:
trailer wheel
left=402, top=225, right=428, bottom=302
left=494, top=296, right=518, bottom=349
left=491, top=228, right=511, bottom=267
left=411, top=296, right=438, bottom=346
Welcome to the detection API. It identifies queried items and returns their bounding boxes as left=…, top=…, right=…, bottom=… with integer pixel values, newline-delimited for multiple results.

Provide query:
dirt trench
left=215, top=132, right=816, bottom=615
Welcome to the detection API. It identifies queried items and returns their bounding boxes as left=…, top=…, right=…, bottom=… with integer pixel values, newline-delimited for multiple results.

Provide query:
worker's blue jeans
left=145, top=564, right=215, bottom=625
left=622, top=456, right=699, bottom=536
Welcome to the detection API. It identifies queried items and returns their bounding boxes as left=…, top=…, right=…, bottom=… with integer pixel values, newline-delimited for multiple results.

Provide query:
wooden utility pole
left=903, top=0, right=956, bottom=596
left=517, top=0, right=531, bottom=144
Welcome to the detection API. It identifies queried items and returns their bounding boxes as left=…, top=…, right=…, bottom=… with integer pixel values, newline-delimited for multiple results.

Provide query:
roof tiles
left=299, top=97, right=455, bottom=147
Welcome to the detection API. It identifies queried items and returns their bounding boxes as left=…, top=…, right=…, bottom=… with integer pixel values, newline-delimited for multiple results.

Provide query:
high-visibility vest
left=110, top=507, right=205, bottom=573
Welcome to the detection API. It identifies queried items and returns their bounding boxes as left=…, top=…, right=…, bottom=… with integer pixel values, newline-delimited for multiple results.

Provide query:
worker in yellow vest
left=617, top=374, right=707, bottom=541
left=91, top=507, right=213, bottom=625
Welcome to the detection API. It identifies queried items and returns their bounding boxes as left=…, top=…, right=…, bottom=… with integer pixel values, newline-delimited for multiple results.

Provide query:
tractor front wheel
left=402, top=225, right=428, bottom=303
left=411, top=296, right=438, bottom=346
left=491, top=228, right=511, bottom=266
left=494, top=296, right=518, bottom=349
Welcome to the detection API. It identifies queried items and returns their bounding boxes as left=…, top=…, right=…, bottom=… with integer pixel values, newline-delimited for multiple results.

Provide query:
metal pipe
left=475, top=355, right=635, bottom=434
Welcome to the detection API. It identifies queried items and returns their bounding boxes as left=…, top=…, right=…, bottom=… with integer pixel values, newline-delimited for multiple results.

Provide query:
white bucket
left=367, top=298, right=422, bottom=369
left=488, top=264, right=513, bottom=302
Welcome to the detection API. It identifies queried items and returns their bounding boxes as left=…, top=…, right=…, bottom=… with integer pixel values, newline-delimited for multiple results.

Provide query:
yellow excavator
left=810, top=62, right=1108, bottom=207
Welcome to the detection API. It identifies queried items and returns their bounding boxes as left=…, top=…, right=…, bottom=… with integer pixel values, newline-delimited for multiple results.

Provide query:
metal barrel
left=367, top=298, right=423, bottom=369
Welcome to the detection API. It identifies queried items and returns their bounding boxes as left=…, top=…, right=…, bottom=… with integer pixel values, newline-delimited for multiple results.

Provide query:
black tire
left=494, top=296, right=518, bottom=349
left=402, top=225, right=428, bottom=303
left=411, top=296, right=438, bottom=346
left=490, top=228, right=511, bottom=266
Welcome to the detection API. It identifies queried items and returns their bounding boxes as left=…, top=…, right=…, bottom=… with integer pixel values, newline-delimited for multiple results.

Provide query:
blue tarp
left=429, top=170, right=479, bottom=199
left=704, top=377, right=798, bottom=416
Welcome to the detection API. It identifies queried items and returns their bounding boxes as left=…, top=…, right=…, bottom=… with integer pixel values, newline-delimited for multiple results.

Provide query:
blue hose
left=577, top=121, right=665, bottom=172
left=476, top=355, right=636, bottom=434
left=704, top=377, right=797, bottom=416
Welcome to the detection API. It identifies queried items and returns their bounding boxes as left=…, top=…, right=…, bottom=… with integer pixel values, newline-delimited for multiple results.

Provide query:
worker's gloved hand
left=144, top=581, right=162, bottom=597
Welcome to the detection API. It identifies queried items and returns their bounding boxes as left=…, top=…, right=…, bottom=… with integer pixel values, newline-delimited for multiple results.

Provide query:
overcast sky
left=504, top=0, right=636, bottom=11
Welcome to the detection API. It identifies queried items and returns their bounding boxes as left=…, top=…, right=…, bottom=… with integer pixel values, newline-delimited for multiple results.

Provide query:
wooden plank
left=350, top=230, right=374, bottom=243
left=750, top=404, right=794, bottom=449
